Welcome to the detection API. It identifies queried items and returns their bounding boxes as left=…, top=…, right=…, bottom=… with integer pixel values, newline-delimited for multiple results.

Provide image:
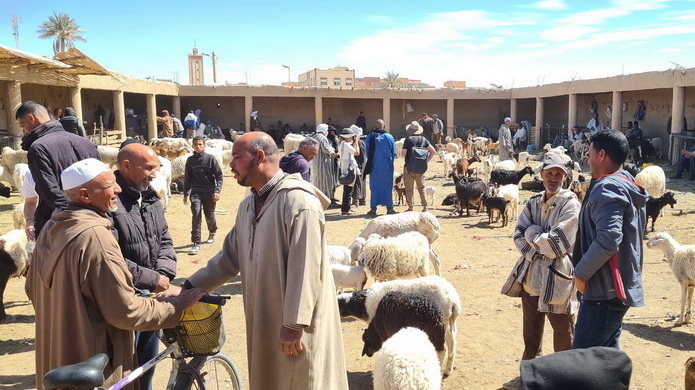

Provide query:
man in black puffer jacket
left=59, top=107, right=87, bottom=138
left=16, top=101, right=100, bottom=236
left=109, top=143, right=176, bottom=390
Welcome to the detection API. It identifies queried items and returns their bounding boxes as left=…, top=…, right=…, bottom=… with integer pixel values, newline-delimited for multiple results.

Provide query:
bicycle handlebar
left=199, top=295, right=231, bottom=306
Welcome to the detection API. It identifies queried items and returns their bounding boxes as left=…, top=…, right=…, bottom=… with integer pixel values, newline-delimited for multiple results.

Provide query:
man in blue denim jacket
left=572, top=130, right=648, bottom=349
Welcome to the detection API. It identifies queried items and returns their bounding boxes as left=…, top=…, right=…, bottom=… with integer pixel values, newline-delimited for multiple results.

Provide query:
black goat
left=645, top=191, right=677, bottom=232
left=452, top=174, right=487, bottom=217
left=490, top=166, right=534, bottom=187
left=441, top=193, right=457, bottom=206
left=482, top=194, right=511, bottom=227
left=361, top=291, right=445, bottom=358
left=623, top=163, right=642, bottom=178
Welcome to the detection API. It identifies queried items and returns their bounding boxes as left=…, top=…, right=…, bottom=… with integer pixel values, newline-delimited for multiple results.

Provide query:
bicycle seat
left=43, top=353, right=108, bottom=390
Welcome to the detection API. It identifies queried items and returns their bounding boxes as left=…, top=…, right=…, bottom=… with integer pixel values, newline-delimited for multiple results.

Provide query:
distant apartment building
left=298, top=66, right=355, bottom=88
left=444, top=81, right=467, bottom=88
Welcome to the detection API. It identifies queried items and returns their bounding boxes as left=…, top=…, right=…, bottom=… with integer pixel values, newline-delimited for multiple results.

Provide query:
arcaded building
left=1, top=44, right=693, bottom=163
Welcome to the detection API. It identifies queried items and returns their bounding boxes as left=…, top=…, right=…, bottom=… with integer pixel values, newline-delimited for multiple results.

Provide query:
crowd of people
left=9, top=99, right=686, bottom=389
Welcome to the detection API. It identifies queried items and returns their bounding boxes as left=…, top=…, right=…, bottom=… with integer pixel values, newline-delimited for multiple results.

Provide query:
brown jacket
left=26, top=205, right=184, bottom=389
left=188, top=173, right=349, bottom=390
left=156, top=112, right=174, bottom=137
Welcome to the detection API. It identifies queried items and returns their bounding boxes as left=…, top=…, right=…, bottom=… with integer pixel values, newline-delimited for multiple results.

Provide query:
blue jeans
left=136, top=330, right=159, bottom=390
left=572, top=296, right=630, bottom=349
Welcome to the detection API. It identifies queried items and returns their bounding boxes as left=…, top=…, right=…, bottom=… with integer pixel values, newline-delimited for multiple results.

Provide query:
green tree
left=37, top=11, right=86, bottom=55
left=382, top=71, right=406, bottom=89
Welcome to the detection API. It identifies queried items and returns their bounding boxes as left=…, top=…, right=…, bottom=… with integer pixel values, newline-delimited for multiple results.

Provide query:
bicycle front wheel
left=174, top=353, right=243, bottom=390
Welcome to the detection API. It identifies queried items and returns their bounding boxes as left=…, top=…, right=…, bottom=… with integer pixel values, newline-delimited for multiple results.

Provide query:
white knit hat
left=61, top=158, right=111, bottom=190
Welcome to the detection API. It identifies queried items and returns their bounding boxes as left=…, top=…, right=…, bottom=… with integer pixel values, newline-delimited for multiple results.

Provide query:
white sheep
left=150, top=137, right=193, bottom=159
left=359, top=211, right=441, bottom=275
left=349, top=237, right=367, bottom=264
left=360, top=211, right=440, bottom=244
left=12, top=203, right=25, bottom=230
left=0, top=229, right=29, bottom=321
left=157, top=156, right=172, bottom=190
left=12, top=163, right=29, bottom=197
left=635, top=165, right=666, bottom=198
left=327, top=244, right=352, bottom=266
left=97, top=145, right=119, bottom=169
left=330, top=264, right=368, bottom=293
left=373, top=327, right=442, bottom=390
left=395, top=138, right=405, bottom=158
left=205, top=147, right=225, bottom=171
left=337, top=275, right=461, bottom=376
left=359, top=232, right=430, bottom=281
left=0, top=146, right=28, bottom=175
left=222, top=149, right=232, bottom=168
left=171, top=153, right=193, bottom=182
left=282, top=133, right=305, bottom=153
left=647, top=233, right=695, bottom=325
left=205, top=139, right=233, bottom=150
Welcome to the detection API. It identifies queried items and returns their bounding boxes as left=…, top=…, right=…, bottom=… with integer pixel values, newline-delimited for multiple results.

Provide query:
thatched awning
left=53, top=47, right=113, bottom=76
left=0, top=44, right=71, bottom=70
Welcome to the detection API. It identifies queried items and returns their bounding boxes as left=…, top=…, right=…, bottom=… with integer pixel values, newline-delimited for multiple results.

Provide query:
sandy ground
left=1, top=153, right=695, bottom=390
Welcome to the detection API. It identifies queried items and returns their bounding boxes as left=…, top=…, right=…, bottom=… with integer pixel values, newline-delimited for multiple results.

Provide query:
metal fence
left=669, top=132, right=695, bottom=165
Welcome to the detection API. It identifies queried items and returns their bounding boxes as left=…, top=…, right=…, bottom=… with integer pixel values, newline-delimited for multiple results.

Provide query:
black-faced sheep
left=359, top=232, right=430, bottom=281
left=374, top=327, right=442, bottom=390
left=361, top=291, right=446, bottom=370
left=482, top=195, right=510, bottom=227
left=337, top=276, right=461, bottom=375
left=441, top=193, right=457, bottom=206
left=646, top=192, right=677, bottom=232
left=0, top=230, right=29, bottom=321
left=452, top=174, right=487, bottom=217
left=647, top=233, right=695, bottom=325
left=489, top=166, right=534, bottom=187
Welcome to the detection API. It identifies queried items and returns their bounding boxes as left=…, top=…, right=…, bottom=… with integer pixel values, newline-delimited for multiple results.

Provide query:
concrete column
left=244, top=95, right=253, bottom=131
left=611, top=91, right=622, bottom=131
left=7, top=81, right=22, bottom=148
left=510, top=98, right=517, bottom=123
left=446, top=98, right=454, bottom=139
left=670, top=86, right=686, bottom=164
left=314, top=96, right=323, bottom=127
left=382, top=98, right=390, bottom=131
left=568, top=93, right=577, bottom=135
left=173, top=96, right=181, bottom=119
left=70, top=87, right=83, bottom=120
left=534, top=97, right=544, bottom=147
left=113, top=90, right=125, bottom=139
left=146, top=93, right=157, bottom=140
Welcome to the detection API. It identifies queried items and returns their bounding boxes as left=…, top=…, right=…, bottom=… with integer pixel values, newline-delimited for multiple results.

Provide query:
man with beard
left=166, top=132, right=348, bottom=389
left=26, top=158, right=204, bottom=389
left=110, top=143, right=177, bottom=390
left=15, top=101, right=100, bottom=237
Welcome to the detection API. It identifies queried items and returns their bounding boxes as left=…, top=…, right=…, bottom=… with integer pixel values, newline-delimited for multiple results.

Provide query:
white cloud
left=519, top=43, right=547, bottom=48
left=531, top=0, right=568, bottom=10
left=539, top=26, right=599, bottom=42
left=655, top=48, right=684, bottom=52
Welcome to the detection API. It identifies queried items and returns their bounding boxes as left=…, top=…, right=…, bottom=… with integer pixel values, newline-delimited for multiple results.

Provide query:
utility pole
left=202, top=51, right=218, bottom=83
left=11, top=14, right=20, bottom=49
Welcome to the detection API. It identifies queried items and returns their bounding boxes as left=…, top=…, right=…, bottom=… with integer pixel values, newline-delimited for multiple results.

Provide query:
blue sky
left=1, top=0, right=694, bottom=88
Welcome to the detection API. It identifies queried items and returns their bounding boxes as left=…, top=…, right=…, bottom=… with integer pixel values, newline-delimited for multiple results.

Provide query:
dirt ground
left=1, top=153, right=695, bottom=390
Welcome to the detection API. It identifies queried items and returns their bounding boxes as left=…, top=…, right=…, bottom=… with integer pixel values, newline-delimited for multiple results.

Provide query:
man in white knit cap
left=26, top=158, right=204, bottom=389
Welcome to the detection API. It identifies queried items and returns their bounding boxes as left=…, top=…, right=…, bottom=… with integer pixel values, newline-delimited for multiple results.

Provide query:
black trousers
left=341, top=185, right=354, bottom=212
left=190, top=192, right=217, bottom=243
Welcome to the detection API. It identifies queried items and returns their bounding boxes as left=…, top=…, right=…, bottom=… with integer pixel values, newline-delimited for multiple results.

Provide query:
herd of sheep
left=1, top=130, right=694, bottom=388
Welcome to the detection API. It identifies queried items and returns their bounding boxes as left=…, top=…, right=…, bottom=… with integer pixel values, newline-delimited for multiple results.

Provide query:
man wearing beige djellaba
left=169, top=132, right=349, bottom=389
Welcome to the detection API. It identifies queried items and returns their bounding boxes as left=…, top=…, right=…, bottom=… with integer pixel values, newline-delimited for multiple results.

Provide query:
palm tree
left=37, top=12, right=86, bottom=55
left=382, top=71, right=405, bottom=89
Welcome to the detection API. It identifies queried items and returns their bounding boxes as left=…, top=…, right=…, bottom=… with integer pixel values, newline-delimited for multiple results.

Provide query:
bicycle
left=43, top=295, right=243, bottom=390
